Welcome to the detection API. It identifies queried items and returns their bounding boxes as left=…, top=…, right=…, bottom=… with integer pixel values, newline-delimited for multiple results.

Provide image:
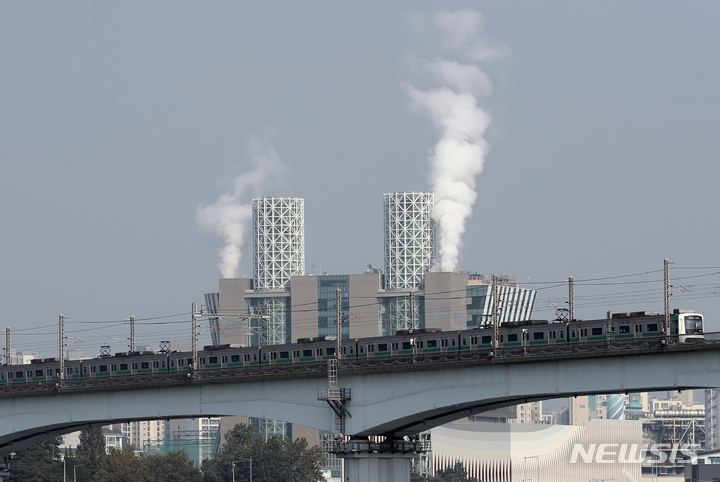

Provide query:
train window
left=326, top=347, right=335, bottom=356
left=120, top=363, right=128, bottom=371
left=591, top=327, right=603, bottom=336
left=481, top=336, right=491, bottom=344
left=231, top=355, right=240, bottom=363
left=451, top=339, right=456, bottom=347
left=403, top=341, right=412, bottom=350
left=560, top=331, right=565, bottom=338
left=533, top=332, right=544, bottom=341
left=349, top=347, right=354, bottom=354
left=209, top=357, right=218, bottom=364
left=35, top=370, right=43, bottom=377
left=635, top=324, right=643, bottom=333
left=82, top=367, right=88, bottom=375
left=99, top=365, right=108, bottom=372
left=170, top=359, right=176, bottom=368
left=359, top=345, right=364, bottom=354
left=187, top=358, right=193, bottom=366
left=507, top=334, right=518, bottom=342
left=0, top=373, right=4, bottom=380
left=571, top=330, right=576, bottom=338
left=499, top=335, right=503, bottom=343
left=647, top=323, right=658, bottom=332
left=280, top=351, right=290, bottom=359
left=619, top=325, right=630, bottom=334
left=426, top=340, right=437, bottom=348
left=253, top=354, right=257, bottom=361
left=141, top=362, right=149, bottom=370
left=162, top=360, right=166, bottom=368
left=303, top=349, right=312, bottom=357
left=462, top=337, right=467, bottom=345
left=378, top=343, right=388, bottom=352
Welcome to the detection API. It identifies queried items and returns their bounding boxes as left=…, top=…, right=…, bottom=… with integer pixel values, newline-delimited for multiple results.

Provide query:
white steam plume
left=196, top=131, right=286, bottom=278
left=406, top=10, right=499, bottom=272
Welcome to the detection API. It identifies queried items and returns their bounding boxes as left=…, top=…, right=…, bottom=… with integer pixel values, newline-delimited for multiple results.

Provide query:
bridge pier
left=332, top=437, right=426, bottom=482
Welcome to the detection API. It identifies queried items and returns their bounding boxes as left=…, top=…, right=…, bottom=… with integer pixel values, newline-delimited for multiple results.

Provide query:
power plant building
left=215, top=193, right=537, bottom=346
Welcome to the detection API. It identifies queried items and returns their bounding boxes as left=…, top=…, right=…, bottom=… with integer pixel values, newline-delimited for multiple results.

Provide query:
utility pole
left=492, top=274, right=499, bottom=350
left=410, top=291, right=416, bottom=331
left=130, top=316, right=135, bottom=352
left=191, top=303, right=198, bottom=372
left=336, top=289, right=342, bottom=359
left=664, top=258, right=671, bottom=340
left=5, top=328, right=9, bottom=366
left=59, top=315, right=65, bottom=382
left=568, top=276, right=574, bottom=322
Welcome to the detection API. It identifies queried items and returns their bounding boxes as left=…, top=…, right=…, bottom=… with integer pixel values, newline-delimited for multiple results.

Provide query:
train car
left=81, top=351, right=167, bottom=378
left=675, top=309, right=704, bottom=343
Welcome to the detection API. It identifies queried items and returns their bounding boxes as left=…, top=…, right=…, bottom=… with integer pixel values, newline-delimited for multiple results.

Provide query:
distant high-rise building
left=383, top=192, right=435, bottom=290
left=252, top=197, right=305, bottom=290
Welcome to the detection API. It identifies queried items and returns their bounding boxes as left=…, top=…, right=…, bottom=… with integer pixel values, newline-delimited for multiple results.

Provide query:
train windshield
left=685, top=315, right=703, bottom=332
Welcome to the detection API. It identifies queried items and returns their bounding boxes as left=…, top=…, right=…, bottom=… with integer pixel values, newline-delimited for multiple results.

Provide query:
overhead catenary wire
left=9, top=266, right=720, bottom=356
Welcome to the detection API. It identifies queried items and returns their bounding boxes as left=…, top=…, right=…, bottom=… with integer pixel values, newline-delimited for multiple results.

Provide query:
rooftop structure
left=252, top=197, right=305, bottom=290
left=383, top=192, right=435, bottom=291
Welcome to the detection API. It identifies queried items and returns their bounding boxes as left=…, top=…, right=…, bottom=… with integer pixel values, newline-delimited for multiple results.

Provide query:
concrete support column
left=341, top=451, right=415, bottom=482
left=332, top=438, right=426, bottom=482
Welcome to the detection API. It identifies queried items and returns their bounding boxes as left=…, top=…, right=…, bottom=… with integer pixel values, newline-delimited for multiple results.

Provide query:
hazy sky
left=2, top=2, right=720, bottom=357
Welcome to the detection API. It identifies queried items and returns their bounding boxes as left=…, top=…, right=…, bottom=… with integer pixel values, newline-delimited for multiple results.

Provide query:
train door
left=634, top=323, right=643, bottom=339
left=548, top=329, right=557, bottom=345
left=579, top=327, right=588, bottom=342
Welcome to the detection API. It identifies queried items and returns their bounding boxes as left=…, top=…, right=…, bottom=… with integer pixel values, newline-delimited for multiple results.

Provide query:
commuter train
left=0, top=309, right=704, bottom=385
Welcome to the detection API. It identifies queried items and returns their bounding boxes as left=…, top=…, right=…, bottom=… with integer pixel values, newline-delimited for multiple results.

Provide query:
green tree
left=5, top=437, right=63, bottom=482
left=94, top=446, right=147, bottom=482
left=145, top=450, right=202, bottom=482
left=430, top=460, right=477, bottom=482
left=76, top=426, right=106, bottom=472
left=202, top=424, right=324, bottom=482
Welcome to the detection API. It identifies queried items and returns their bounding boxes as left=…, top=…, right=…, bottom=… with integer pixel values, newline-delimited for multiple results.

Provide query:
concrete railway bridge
left=1, top=340, right=720, bottom=481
